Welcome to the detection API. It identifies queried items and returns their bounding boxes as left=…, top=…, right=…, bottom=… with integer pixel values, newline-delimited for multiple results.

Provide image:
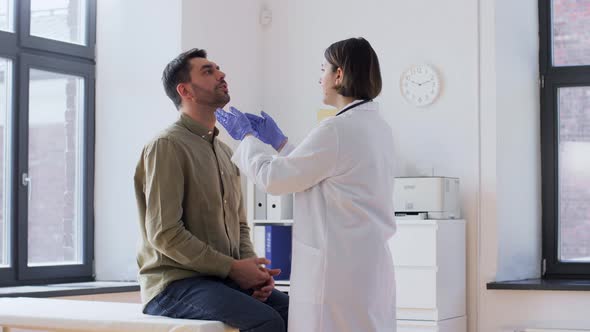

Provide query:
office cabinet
left=389, top=219, right=466, bottom=331
left=397, top=316, right=466, bottom=332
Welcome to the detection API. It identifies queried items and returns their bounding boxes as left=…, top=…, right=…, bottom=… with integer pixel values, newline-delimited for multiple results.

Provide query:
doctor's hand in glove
left=228, top=257, right=271, bottom=290
left=245, top=111, right=288, bottom=151
left=215, top=106, right=255, bottom=140
left=252, top=267, right=281, bottom=302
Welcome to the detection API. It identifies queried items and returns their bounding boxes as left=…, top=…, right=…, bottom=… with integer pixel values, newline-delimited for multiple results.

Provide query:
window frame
left=0, top=31, right=16, bottom=50
left=539, top=0, right=590, bottom=279
left=19, top=0, right=96, bottom=59
left=0, top=50, right=17, bottom=285
left=0, top=0, right=95, bottom=287
left=17, top=53, right=95, bottom=282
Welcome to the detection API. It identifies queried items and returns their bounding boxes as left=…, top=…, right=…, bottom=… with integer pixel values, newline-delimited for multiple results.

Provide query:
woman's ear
left=335, top=67, right=344, bottom=85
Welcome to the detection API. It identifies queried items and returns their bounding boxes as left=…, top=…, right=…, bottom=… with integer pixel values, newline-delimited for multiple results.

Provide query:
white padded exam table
left=0, top=297, right=238, bottom=332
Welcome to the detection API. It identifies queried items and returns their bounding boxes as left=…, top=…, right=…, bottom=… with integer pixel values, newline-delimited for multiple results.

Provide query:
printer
left=393, top=176, right=460, bottom=220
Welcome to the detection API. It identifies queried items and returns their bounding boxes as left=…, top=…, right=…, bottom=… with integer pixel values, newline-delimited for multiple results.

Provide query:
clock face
left=400, top=65, right=440, bottom=107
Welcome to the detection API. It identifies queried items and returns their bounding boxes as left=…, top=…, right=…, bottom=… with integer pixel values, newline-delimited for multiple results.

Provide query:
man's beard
left=191, top=83, right=230, bottom=108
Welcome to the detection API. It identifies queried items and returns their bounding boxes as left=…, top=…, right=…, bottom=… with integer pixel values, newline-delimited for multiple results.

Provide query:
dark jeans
left=144, top=276, right=289, bottom=332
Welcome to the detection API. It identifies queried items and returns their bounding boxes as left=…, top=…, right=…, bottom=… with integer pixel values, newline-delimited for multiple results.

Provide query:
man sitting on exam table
left=134, top=48, right=289, bottom=332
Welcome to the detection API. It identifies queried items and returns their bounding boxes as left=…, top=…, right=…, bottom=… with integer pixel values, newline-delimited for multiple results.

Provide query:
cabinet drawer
left=396, top=267, right=437, bottom=309
left=397, top=316, right=466, bottom=332
left=396, top=265, right=465, bottom=321
left=390, top=223, right=437, bottom=266
left=397, top=321, right=439, bottom=332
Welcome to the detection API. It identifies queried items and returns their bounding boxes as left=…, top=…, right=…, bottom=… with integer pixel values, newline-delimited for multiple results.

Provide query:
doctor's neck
left=180, top=103, right=217, bottom=131
left=333, top=95, right=356, bottom=111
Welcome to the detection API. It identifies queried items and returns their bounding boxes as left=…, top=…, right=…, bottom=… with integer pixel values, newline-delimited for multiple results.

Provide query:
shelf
left=274, top=281, right=290, bottom=293
left=0, top=281, right=139, bottom=298
left=275, top=280, right=290, bottom=286
left=487, top=278, right=590, bottom=291
left=252, top=220, right=293, bottom=225
left=275, top=285, right=290, bottom=293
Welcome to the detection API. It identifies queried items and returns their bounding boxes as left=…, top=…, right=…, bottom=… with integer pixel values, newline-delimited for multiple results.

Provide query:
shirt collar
left=178, top=113, right=220, bottom=142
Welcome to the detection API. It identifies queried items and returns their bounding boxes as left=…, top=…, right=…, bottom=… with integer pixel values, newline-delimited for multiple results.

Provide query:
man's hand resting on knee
left=229, top=257, right=271, bottom=290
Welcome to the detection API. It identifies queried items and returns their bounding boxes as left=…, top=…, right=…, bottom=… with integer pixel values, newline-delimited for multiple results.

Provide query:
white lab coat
left=232, top=101, right=397, bottom=332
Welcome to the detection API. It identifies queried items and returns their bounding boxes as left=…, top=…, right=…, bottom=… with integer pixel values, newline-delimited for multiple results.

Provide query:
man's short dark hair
left=162, top=48, right=207, bottom=109
left=324, top=37, right=382, bottom=100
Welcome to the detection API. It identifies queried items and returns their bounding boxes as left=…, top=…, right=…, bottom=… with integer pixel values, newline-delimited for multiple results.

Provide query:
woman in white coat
left=216, top=37, right=397, bottom=332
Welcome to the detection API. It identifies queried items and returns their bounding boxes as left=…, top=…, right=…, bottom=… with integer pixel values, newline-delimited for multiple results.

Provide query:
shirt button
left=221, top=171, right=224, bottom=175
left=202, top=135, right=206, bottom=138
left=208, top=131, right=213, bottom=135
left=224, top=199, right=228, bottom=204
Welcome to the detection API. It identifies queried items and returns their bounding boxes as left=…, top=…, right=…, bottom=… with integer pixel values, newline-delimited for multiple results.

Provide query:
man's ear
left=176, top=83, right=193, bottom=102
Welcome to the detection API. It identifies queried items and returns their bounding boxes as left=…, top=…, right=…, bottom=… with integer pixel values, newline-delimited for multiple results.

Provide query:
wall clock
left=400, top=64, right=441, bottom=107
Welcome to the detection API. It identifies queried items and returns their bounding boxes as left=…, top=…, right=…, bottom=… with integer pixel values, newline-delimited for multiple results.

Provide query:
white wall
left=94, top=0, right=182, bottom=280
left=95, top=0, right=263, bottom=280
left=180, top=0, right=264, bottom=149
left=179, top=0, right=265, bottom=232
left=94, top=1, right=590, bottom=331
left=479, top=0, right=590, bottom=331
left=262, top=0, right=480, bottom=331
left=494, top=0, right=542, bottom=282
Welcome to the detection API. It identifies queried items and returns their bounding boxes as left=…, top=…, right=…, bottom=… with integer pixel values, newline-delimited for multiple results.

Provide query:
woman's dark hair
left=162, top=48, right=207, bottom=109
left=324, top=37, right=382, bottom=100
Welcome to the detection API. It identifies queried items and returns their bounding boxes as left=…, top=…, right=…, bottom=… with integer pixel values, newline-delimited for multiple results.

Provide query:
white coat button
left=221, top=171, right=224, bottom=175
left=224, top=199, right=227, bottom=204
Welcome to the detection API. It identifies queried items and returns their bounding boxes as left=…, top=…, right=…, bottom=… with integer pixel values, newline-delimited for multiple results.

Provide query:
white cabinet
left=389, top=219, right=466, bottom=331
left=397, top=316, right=466, bottom=332
left=249, top=202, right=466, bottom=331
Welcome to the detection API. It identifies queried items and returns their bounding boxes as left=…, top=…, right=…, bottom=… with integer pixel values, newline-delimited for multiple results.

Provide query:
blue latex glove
left=244, top=111, right=288, bottom=151
left=215, top=106, right=255, bottom=140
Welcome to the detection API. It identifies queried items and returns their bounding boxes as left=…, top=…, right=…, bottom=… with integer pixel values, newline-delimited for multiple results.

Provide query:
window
left=30, top=0, right=87, bottom=45
left=0, top=57, right=11, bottom=269
left=0, top=0, right=15, bottom=32
left=540, top=0, right=590, bottom=278
left=0, top=0, right=95, bottom=286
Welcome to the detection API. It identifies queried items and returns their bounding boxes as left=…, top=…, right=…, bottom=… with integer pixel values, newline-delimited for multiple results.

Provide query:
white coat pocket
left=289, top=239, right=323, bottom=304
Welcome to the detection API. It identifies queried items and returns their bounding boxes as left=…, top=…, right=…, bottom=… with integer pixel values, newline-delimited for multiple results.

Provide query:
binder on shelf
left=266, top=194, right=293, bottom=220
left=254, top=185, right=267, bottom=219
left=253, top=224, right=292, bottom=280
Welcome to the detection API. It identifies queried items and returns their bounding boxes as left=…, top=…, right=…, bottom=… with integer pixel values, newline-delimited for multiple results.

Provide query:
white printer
left=393, top=176, right=460, bottom=219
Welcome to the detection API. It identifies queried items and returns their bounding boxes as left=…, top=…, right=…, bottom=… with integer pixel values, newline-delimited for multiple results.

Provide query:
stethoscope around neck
left=335, top=99, right=372, bottom=116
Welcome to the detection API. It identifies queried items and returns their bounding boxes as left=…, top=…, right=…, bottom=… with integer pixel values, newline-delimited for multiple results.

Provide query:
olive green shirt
left=134, top=113, right=256, bottom=307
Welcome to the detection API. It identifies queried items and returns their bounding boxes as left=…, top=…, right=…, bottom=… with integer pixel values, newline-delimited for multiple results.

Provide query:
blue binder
left=264, top=225, right=292, bottom=280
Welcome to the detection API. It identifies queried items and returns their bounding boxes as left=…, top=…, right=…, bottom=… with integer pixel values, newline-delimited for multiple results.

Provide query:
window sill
left=487, top=278, right=590, bottom=291
left=0, top=281, right=139, bottom=298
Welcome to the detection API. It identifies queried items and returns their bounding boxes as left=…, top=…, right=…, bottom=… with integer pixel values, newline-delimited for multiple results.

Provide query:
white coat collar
left=339, top=99, right=378, bottom=115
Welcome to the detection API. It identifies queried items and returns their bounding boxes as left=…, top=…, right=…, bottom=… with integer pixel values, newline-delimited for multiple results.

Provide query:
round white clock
left=400, top=64, right=441, bottom=107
